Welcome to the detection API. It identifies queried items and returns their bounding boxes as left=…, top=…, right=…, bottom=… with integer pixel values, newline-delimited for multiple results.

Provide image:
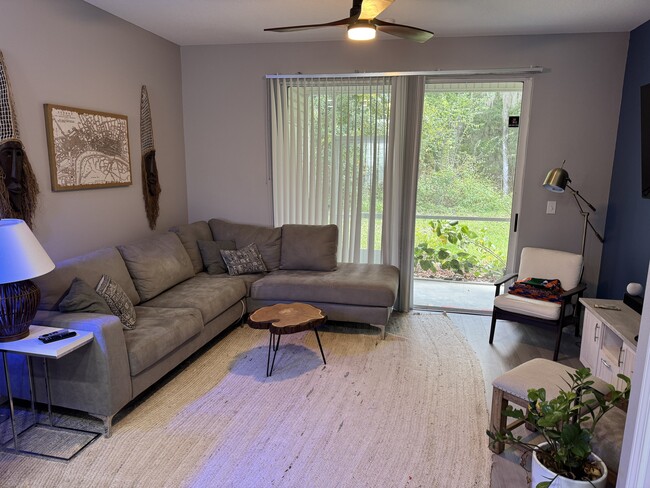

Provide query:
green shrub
left=414, top=219, right=507, bottom=281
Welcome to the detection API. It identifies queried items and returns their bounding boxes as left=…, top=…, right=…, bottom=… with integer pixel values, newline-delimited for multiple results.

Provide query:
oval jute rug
left=0, top=312, right=491, bottom=488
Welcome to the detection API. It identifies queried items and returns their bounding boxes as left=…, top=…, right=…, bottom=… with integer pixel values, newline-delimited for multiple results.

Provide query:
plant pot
left=531, top=442, right=607, bottom=488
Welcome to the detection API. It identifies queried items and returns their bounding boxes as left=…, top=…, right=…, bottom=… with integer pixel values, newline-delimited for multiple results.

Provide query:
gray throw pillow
left=220, top=243, right=268, bottom=276
left=197, top=239, right=236, bottom=274
left=95, top=274, right=137, bottom=329
left=58, top=277, right=113, bottom=314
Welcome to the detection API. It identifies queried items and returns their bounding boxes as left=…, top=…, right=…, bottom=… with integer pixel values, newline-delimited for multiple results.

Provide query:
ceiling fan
left=264, top=0, right=434, bottom=43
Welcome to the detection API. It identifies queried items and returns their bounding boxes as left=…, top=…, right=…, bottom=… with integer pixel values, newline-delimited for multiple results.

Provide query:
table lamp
left=542, top=161, right=604, bottom=255
left=0, top=219, right=55, bottom=341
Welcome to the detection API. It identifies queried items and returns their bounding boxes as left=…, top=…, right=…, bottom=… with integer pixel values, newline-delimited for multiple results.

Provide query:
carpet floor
left=0, top=312, right=491, bottom=487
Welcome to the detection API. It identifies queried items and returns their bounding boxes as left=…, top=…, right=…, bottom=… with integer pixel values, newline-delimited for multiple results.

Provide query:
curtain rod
left=265, top=67, right=545, bottom=79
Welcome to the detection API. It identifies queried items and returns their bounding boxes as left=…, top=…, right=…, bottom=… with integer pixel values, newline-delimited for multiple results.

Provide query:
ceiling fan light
left=347, top=22, right=376, bottom=41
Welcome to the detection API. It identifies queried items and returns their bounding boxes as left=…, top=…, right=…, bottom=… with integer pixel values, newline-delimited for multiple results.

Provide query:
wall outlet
left=546, top=201, right=556, bottom=214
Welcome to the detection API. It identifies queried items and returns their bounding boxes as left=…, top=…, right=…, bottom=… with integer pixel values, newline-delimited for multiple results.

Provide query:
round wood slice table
left=247, top=303, right=327, bottom=377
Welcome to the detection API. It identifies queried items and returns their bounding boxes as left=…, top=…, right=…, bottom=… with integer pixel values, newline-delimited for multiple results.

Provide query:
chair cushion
left=492, top=357, right=610, bottom=400
left=494, top=293, right=561, bottom=320
left=518, top=247, right=583, bottom=291
left=125, top=306, right=203, bottom=376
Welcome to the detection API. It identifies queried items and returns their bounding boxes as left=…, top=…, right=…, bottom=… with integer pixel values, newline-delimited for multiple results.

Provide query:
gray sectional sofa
left=18, top=219, right=398, bottom=436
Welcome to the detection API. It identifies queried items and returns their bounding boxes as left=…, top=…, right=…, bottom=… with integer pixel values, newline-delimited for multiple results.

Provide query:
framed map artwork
left=44, top=104, right=132, bottom=191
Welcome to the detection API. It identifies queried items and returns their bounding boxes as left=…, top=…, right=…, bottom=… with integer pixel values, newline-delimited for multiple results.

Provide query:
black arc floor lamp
left=543, top=161, right=605, bottom=256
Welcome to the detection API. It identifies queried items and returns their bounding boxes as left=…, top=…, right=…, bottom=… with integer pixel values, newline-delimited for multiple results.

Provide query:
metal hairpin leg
left=268, top=333, right=282, bottom=377
left=314, top=329, right=327, bottom=365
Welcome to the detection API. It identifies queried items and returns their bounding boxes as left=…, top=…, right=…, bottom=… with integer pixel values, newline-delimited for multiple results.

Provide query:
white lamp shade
left=0, top=219, right=55, bottom=284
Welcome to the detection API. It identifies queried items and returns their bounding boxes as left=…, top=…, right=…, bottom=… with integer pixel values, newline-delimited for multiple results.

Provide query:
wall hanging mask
left=0, top=51, right=39, bottom=228
left=140, top=85, right=161, bottom=230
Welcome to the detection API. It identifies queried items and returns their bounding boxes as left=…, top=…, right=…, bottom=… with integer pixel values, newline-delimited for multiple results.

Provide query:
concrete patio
left=413, top=278, right=495, bottom=313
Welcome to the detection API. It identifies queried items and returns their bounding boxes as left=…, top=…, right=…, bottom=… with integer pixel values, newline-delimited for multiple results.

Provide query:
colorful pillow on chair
left=508, top=277, right=564, bottom=302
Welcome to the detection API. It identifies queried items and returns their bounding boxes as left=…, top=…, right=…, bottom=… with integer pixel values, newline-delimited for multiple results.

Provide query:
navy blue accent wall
left=598, top=20, right=650, bottom=298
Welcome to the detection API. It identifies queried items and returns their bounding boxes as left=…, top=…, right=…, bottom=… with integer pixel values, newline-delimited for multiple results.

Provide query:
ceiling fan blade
left=374, top=19, right=434, bottom=43
left=265, top=17, right=351, bottom=33
left=359, top=0, right=394, bottom=20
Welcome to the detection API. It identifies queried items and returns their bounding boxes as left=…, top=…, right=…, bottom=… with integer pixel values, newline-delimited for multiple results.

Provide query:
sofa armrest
left=30, top=311, right=132, bottom=419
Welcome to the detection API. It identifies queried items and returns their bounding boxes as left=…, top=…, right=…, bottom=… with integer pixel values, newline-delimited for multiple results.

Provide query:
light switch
left=546, top=201, right=556, bottom=214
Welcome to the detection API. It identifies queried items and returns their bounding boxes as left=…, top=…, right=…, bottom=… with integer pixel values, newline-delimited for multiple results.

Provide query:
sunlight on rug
left=0, top=312, right=491, bottom=487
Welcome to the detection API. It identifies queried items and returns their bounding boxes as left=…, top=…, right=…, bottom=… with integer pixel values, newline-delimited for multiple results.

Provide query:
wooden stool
left=489, top=358, right=609, bottom=454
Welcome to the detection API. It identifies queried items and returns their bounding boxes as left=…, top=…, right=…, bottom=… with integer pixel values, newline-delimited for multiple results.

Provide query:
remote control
left=39, top=329, right=77, bottom=343
left=594, top=304, right=621, bottom=311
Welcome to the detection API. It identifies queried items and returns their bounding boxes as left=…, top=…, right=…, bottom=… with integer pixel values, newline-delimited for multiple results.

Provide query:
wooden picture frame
left=44, top=104, right=132, bottom=191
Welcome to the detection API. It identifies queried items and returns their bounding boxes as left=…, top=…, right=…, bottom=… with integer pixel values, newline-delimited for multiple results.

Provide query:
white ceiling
left=82, top=0, right=650, bottom=46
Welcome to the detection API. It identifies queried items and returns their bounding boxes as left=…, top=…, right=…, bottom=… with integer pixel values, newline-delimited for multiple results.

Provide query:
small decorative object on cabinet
left=579, top=298, right=639, bottom=390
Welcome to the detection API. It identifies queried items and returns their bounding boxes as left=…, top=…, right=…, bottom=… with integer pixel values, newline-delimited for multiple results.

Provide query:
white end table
left=0, top=325, right=98, bottom=461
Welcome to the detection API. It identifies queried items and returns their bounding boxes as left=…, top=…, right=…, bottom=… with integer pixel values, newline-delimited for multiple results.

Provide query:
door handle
left=594, top=323, right=600, bottom=342
left=601, top=358, right=611, bottom=369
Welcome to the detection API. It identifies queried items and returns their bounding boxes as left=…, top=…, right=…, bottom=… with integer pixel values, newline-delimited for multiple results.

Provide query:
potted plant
left=487, top=367, right=630, bottom=488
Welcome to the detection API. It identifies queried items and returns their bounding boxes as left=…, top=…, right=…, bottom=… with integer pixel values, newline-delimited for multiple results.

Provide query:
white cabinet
left=579, top=298, right=639, bottom=387
left=579, top=310, right=601, bottom=371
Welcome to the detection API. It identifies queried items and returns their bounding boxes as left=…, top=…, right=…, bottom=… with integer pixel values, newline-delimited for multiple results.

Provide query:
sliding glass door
left=413, top=81, right=529, bottom=313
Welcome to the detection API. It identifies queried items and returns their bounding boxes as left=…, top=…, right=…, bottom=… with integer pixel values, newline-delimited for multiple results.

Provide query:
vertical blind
left=269, top=76, right=392, bottom=263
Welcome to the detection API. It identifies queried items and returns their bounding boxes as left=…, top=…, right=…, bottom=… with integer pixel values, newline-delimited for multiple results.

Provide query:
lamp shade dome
left=543, top=167, right=570, bottom=193
left=0, top=219, right=54, bottom=284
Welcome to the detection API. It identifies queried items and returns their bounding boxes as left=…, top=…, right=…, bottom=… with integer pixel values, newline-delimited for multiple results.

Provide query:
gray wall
left=181, top=34, right=628, bottom=294
left=0, top=0, right=187, bottom=262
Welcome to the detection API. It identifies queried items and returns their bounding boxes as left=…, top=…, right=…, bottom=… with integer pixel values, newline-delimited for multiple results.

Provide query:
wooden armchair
left=488, top=247, right=586, bottom=361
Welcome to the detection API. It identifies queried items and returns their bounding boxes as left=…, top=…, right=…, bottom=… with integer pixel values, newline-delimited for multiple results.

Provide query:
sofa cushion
left=209, top=219, right=282, bottom=271
left=170, top=221, right=213, bottom=274
left=34, top=247, right=140, bottom=311
left=58, top=277, right=113, bottom=315
left=220, top=243, right=267, bottom=276
left=140, top=274, right=247, bottom=324
left=117, top=233, right=194, bottom=302
left=96, top=274, right=137, bottom=329
left=280, top=224, right=338, bottom=271
left=250, top=263, right=399, bottom=308
left=125, top=306, right=203, bottom=376
left=197, top=239, right=236, bottom=275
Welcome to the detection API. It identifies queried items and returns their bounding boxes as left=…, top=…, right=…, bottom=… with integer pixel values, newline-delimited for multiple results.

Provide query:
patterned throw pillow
left=95, top=274, right=137, bottom=329
left=220, top=243, right=268, bottom=276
